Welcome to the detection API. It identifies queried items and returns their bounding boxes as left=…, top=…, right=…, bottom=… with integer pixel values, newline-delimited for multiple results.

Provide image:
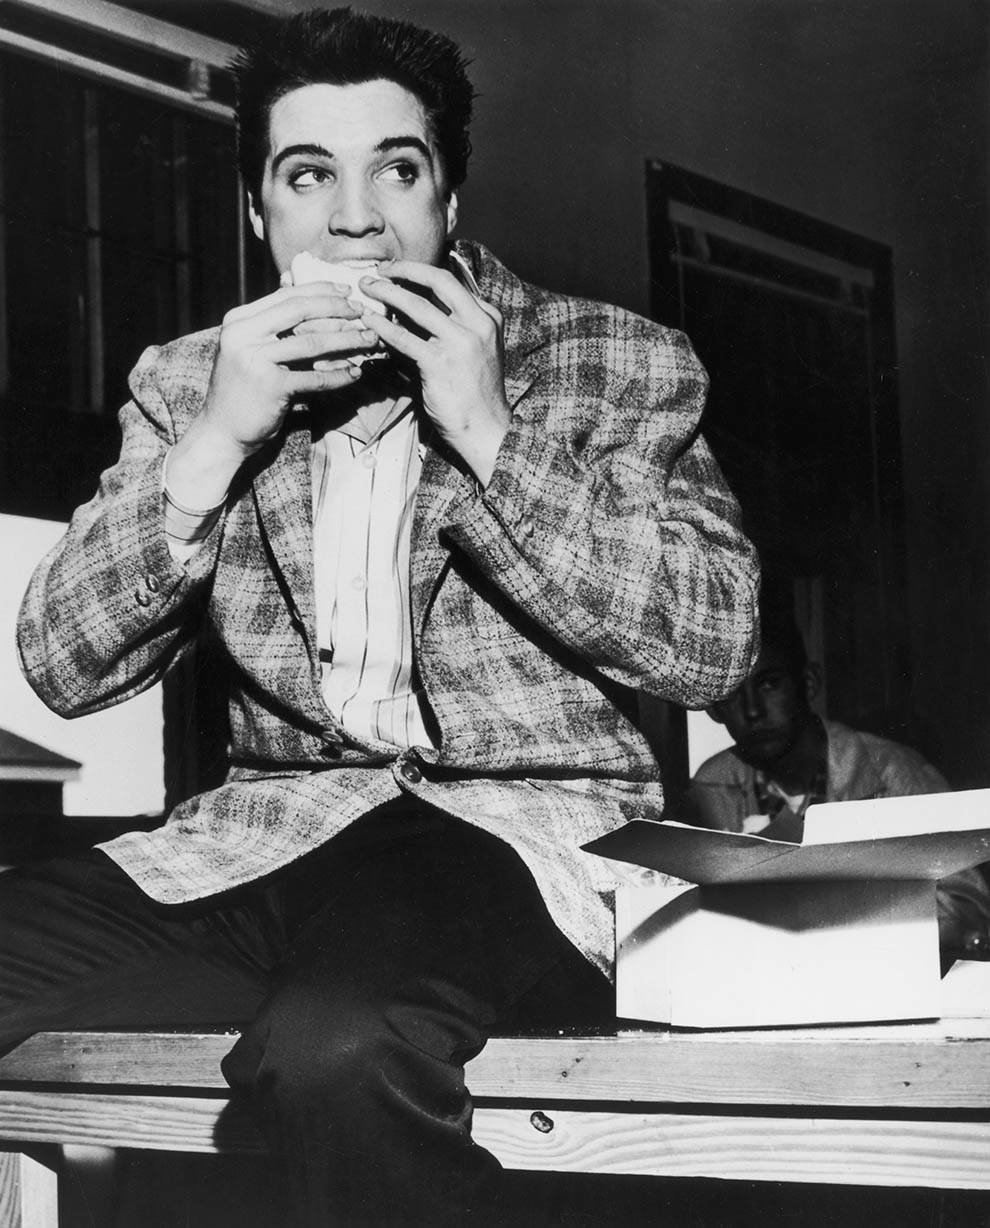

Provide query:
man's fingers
left=376, top=260, right=479, bottom=316
left=225, top=285, right=362, bottom=333
left=358, top=309, right=431, bottom=364
left=291, top=317, right=364, bottom=336
left=361, top=264, right=501, bottom=345
left=284, top=364, right=362, bottom=396
left=266, top=328, right=381, bottom=365
left=360, top=276, right=457, bottom=337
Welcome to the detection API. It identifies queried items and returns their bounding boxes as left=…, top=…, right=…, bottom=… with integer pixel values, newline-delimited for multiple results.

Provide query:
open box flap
left=583, top=818, right=990, bottom=885
left=804, top=787, right=990, bottom=843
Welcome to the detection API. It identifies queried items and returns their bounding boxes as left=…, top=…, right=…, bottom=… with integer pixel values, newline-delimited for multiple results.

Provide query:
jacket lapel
left=410, top=373, right=537, bottom=636
left=410, top=442, right=463, bottom=635
left=251, top=412, right=319, bottom=657
left=410, top=243, right=542, bottom=636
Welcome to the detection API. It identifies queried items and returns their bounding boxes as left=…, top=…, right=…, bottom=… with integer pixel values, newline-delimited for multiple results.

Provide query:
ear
left=802, top=662, right=823, bottom=705
left=445, top=191, right=458, bottom=237
left=248, top=194, right=265, bottom=242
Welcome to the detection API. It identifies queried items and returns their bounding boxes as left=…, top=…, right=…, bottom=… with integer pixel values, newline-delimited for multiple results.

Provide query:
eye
left=380, top=161, right=419, bottom=185
left=288, top=166, right=331, bottom=189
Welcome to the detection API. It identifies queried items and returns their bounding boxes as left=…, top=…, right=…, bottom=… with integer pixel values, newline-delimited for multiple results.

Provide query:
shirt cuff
left=162, top=447, right=226, bottom=564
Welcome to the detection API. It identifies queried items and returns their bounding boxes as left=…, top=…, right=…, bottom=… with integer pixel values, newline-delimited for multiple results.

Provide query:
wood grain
left=0, top=1032, right=234, bottom=1091
left=5, top=1028, right=990, bottom=1109
left=2, top=1094, right=990, bottom=1189
left=472, top=1109, right=990, bottom=1188
left=0, top=1092, right=262, bottom=1155
left=0, top=1150, right=58, bottom=1228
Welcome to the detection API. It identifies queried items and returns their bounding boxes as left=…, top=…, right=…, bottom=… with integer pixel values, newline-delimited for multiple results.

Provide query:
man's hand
left=358, top=261, right=511, bottom=487
left=167, top=283, right=381, bottom=508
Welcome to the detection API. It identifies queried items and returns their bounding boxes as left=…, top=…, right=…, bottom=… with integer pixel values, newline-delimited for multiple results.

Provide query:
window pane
left=3, top=54, right=85, bottom=232
left=6, top=220, right=88, bottom=412
left=99, top=90, right=176, bottom=253
left=101, top=244, right=178, bottom=414
left=186, top=116, right=243, bottom=327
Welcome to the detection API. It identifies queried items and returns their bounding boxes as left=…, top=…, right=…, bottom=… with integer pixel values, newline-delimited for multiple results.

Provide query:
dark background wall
left=294, top=0, right=987, bottom=785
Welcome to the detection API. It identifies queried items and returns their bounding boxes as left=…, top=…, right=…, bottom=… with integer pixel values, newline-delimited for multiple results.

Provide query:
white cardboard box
left=583, top=789, right=990, bottom=1029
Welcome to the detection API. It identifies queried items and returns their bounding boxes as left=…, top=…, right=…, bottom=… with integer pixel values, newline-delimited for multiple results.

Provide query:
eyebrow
left=271, top=136, right=435, bottom=176
left=376, top=135, right=434, bottom=163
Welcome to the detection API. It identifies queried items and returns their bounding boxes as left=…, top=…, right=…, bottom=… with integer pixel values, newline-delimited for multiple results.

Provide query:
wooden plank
left=7, top=1028, right=990, bottom=1109
left=0, top=1149, right=59, bottom=1228
left=472, top=1109, right=990, bottom=1189
left=0, top=1036, right=233, bottom=1095
left=13, top=0, right=238, bottom=69
left=0, top=33, right=233, bottom=123
left=2, top=1093, right=990, bottom=1190
left=0, top=1092, right=262, bottom=1156
left=478, top=1032, right=990, bottom=1109
left=0, top=1032, right=237, bottom=1089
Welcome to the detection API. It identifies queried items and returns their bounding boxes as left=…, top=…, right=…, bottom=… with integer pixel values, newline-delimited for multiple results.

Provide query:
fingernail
left=360, top=330, right=378, bottom=343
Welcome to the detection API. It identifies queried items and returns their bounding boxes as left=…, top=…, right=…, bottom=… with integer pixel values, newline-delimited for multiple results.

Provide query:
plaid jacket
left=17, top=241, right=759, bottom=974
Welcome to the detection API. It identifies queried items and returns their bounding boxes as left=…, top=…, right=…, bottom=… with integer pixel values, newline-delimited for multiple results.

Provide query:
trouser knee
left=225, top=978, right=469, bottom=1120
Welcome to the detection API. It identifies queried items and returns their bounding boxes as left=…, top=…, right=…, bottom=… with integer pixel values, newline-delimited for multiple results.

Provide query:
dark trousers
left=0, top=798, right=612, bottom=1227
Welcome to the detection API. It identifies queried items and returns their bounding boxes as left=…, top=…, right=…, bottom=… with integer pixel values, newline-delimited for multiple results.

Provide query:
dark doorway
left=646, top=162, right=910, bottom=754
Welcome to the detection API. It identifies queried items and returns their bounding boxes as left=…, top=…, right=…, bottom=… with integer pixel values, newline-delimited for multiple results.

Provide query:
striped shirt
left=310, top=392, right=434, bottom=749
left=163, top=387, right=435, bottom=753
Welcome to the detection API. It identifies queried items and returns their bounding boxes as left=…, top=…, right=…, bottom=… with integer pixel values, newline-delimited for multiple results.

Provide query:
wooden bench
left=3, top=1018, right=990, bottom=1226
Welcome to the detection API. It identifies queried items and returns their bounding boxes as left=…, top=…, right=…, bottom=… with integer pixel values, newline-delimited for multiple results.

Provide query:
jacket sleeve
left=17, top=343, right=223, bottom=718
left=441, top=316, right=760, bottom=708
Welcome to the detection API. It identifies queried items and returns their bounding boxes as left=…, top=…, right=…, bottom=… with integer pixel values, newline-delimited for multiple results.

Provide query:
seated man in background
left=688, top=600, right=990, bottom=959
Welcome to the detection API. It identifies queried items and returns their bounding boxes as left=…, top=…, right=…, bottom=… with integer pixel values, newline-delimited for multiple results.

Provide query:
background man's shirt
left=689, top=717, right=948, bottom=834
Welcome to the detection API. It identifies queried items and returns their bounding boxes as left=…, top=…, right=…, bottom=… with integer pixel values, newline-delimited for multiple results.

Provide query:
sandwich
left=289, top=252, right=388, bottom=369
left=289, top=251, right=387, bottom=316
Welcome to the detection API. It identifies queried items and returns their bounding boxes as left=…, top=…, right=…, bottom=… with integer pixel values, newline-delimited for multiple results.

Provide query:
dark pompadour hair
left=230, top=7, right=475, bottom=203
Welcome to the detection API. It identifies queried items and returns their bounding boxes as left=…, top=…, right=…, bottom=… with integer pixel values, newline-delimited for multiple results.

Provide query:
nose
left=738, top=681, right=764, bottom=723
left=327, top=177, right=384, bottom=238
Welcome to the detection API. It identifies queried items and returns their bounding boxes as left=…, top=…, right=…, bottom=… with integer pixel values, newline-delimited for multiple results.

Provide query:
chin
left=736, top=736, right=789, bottom=766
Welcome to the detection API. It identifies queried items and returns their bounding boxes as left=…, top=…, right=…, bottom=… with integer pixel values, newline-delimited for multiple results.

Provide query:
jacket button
left=135, top=589, right=151, bottom=607
left=145, top=574, right=160, bottom=593
left=400, top=762, right=423, bottom=785
left=518, top=516, right=535, bottom=539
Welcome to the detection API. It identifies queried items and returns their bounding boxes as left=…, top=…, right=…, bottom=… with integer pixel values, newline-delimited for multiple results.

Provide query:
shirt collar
left=332, top=393, right=415, bottom=447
